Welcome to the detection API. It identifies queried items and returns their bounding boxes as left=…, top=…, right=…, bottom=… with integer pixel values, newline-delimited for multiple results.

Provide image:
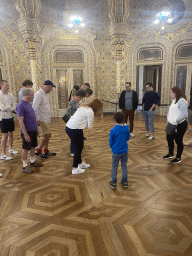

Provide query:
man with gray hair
left=17, top=88, right=43, bottom=173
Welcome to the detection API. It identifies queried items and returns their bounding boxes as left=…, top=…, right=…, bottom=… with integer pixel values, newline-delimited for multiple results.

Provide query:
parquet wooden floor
left=0, top=113, right=192, bottom=256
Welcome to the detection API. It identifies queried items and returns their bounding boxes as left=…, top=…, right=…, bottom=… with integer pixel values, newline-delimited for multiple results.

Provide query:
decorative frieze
left=16, top=0, right=40, bottom=42
left=17, top=18, right=39, bottom=42
left=15, top=0, right=41, bottom=19
left=109, top=22, right=128, bottom=45
left=28, top=41, right=36, bottom=59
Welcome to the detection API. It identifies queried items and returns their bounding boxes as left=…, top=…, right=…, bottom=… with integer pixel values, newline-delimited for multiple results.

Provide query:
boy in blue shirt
left=109, top=112, right=130, bottom=189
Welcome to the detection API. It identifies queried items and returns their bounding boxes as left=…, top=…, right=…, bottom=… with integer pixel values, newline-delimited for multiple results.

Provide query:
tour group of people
left=0, top=79, right=58, bottom=175
left=0, top=79, right=191, bottom=189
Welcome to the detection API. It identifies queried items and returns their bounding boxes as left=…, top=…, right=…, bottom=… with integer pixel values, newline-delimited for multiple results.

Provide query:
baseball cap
left=44, top=80, right=56, bottom=87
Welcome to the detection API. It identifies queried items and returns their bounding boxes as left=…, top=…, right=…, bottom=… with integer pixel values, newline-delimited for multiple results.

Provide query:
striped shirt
left=32, top=88, right=51, bottom=123
left=0, top=91, right=17, bottom=121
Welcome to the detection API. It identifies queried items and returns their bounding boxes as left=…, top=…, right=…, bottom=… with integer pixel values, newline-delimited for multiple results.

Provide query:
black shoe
left=110, top=182, right=116, bottom=189
left=163, top=154, right=174, bottom=159
left=121, top=181, right=128, bottom=188
left=30, top=161, right=43, bottom=167
left=35, top=151, right=47, bottom=159
left=171, top=158, right=181, bottom=164
left=23, top=166, right=33, bottom=174
left=44, top=150, right=56, bottom=156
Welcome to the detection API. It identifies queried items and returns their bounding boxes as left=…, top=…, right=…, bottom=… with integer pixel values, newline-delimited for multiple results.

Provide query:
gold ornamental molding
left=16, top=0, right=41, bottom=42
left=108, top=0, right=129, bottom=23
left=58, top=33, right=78, bottom=40
left=28, top=41, right=36, bottom=59
left=109, top=22, right=129, bottom=45
left=15, top=0, right=41, bottom=19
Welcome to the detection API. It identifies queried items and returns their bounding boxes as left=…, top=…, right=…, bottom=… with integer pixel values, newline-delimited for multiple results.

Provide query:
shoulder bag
left=165, top=122, right=177, bottom=135
left=62, top=114, right=69, bottom=123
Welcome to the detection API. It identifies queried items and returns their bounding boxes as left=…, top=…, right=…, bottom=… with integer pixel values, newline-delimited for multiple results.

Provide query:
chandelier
left=68, top=15, right=85, bottom=33
left=154, top=11, right=173, bottom=30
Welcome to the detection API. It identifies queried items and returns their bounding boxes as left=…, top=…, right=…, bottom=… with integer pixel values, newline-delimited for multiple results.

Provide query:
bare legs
left=36, top=133, right=51, bottom=151
left=1, top=133, right=8, bottom=155
left=22, top=147, right=36, bottom=161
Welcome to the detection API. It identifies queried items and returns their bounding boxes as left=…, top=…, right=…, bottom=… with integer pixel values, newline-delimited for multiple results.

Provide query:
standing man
left=32, top=80, right=56, bottom=158
left=119, top=82, right=138, bottom=137
left=69, top=83, right=90, bottom=101
left=17, top=88, right=43, bottom=173
left=142, top=82, right=160, bottom=140
left=18, top=79, right=33, bottom=102
left=0, top=80, right=18, bottom=161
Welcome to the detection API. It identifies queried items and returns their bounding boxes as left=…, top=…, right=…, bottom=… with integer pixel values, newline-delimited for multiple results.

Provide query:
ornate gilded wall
left=0, top=0, right=191, bottom=116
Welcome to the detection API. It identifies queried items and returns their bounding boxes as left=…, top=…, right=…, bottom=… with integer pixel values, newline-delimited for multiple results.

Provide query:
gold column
left=116, top=43, right=123, bottom=93
left=28, top=41, right=38, bottom=91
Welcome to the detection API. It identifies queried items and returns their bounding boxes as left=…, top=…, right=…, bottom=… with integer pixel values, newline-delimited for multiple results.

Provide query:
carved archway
left=41, top=37, right=96, bottom=117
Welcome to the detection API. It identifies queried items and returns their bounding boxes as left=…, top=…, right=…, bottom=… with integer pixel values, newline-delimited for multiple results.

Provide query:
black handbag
left=165, top=122, right=177, bottom=135
left=62, top=114, right=69, bottom=123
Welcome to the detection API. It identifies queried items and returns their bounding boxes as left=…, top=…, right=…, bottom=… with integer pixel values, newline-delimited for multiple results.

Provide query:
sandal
left=30, top=161, right=43, bottom=167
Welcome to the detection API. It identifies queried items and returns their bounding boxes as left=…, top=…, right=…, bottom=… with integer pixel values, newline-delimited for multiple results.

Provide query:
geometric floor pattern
left=0, top=113, right=192, bottom=256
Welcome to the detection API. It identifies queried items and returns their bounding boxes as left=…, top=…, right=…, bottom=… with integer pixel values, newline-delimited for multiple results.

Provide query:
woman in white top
left=66, top=99, right=103, bottom=174
left=163, top=86, right=188, bottom=164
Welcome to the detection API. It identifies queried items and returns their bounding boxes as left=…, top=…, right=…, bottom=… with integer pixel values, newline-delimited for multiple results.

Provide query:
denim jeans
left=143, top=110, right=155, bottom=134
left=111, top=152, right=128, bottom=183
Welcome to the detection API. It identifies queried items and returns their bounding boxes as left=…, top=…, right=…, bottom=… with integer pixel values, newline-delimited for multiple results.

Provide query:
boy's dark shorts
left=0, top=118, right=15, bottom=133
left=21, top=131, right=38, bottom=150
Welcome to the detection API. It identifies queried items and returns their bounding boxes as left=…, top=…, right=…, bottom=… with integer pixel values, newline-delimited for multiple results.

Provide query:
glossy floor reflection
left=0, top=113, right=192, bottom=256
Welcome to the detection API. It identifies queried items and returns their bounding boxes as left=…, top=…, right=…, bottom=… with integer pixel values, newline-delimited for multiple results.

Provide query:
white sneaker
left=1, top=154, right=13, bottom=160
left=145, top=133, right=149, bottom=137
left=9, top=149, right=18, bottom=154
left=184, top=141, right=192, bottom=146
left=78, top=162, right=90, bottom=169
left=71, top=153, right=74, bottom=156
left=148, top=135, right=155, bottom=140
left=130, top=133, right=135, bottom=137
left=72, top=168, right=85, bottom=175
left=0, top=173, right=2, bottom=178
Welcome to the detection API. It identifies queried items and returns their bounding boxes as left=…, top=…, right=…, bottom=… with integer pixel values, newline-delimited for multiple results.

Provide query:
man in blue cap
left=32, top=80, right=56, bottom=158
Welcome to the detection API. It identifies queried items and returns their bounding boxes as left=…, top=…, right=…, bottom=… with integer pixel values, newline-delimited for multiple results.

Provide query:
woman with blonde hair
left=163, top=86, right=188, bottom=164
left=66, top=99, right=103, bottom=174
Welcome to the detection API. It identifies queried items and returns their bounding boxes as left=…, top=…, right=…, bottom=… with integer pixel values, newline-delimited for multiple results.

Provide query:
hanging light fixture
left=68, top=15, right=85, bottom=31
left=154, top=10, right=173, bottom=30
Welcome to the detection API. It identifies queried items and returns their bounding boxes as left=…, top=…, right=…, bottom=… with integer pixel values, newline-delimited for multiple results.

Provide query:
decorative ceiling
left=0, top=0, right=189, bottom=36
left=38, top=0, right=110, bottom=33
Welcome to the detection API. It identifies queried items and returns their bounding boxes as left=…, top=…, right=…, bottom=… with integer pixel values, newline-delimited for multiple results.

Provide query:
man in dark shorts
left=17, top=88, right=43, bottom=173
left=0, top=80, right=18, bottom=162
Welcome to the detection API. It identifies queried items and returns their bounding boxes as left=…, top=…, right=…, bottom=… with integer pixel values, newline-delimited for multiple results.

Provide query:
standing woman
left=163, top=86, right=188, bottom=164
left=66, top=99, right=103, bottom=174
